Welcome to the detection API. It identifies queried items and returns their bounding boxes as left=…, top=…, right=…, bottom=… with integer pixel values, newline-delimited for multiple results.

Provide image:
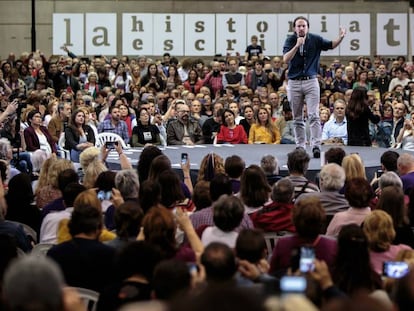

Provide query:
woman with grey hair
left=115, top=169, right=140, bottom=202
left=260, top=154, right=281, bottom=186
left=378, top=171, right=403, bottom=190
left=0, top=138, right=20, bottom=179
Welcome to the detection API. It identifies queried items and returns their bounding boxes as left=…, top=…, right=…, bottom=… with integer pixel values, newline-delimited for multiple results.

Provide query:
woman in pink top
left=363, top=210, right=412, bottom=275
left=326, top=178, right=372, bottom=236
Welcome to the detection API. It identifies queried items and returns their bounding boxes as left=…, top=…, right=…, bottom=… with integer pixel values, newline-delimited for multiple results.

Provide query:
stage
left=105, top=144, right=411, bottom=183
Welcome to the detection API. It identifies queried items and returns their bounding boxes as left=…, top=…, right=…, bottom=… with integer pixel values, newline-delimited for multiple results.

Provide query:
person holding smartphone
left=395, top=111, right=414, bottom=151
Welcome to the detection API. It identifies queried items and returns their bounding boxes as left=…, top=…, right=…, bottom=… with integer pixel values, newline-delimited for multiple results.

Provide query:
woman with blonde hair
left=342, top=153, right=366, bottom=181
left=363, top=210, right=412, bottom=275
left=36, top=157, right=75, bottom=209
left=57, top=189, right=116, bottom=243
left=197, top=153, right=225, bottom=183
left=83, top=159, right=108, bottom=189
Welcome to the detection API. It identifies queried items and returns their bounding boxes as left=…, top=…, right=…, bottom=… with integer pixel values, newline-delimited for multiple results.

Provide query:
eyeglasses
left=179, top=110, right=190, bottom=113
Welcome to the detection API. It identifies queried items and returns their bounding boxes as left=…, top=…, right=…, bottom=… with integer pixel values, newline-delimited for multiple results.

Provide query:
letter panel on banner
left=339, top=14, right=369, bottom=56
left=247, top=14, right=278, bottom=57
left=52, top=14, right=84, bottom=55
left=309, top=14, right=339, bottom=56
left=86, top=14, right=117, bottom=55
left=216, top=14, right=247, bottom=57
left=277, top=14, right=307, bottom=55
left=377, top=13, right=407, bottom=55
left=184, top=14, right=215, bottom=56
left=123, top=14, right=153, bottom=55
left=153, top=14, right=184, bottom=56
left=410, top=13, right=414, bottom=58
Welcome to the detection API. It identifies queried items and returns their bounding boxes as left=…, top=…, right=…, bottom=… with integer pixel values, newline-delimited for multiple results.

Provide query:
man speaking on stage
left=283, top=16, right=346, bottom=158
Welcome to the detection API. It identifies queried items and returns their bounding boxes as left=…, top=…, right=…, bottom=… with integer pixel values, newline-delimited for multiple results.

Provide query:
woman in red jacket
left=216, top=109, right=247, bottom=144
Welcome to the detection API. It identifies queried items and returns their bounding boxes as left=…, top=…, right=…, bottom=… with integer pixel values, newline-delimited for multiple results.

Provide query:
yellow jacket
left=248, top=124, right=281, bottom=144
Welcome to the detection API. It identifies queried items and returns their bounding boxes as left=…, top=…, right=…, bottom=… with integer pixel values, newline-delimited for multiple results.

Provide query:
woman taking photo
left=216, top=109, right=247, bottom=144
left=140, top=63, right=165, bottom=93
left=24, top=110, right=56, bottom=155
left=131, top=108, right=161, bottom=147
left=165, top=64, right=182, bottom=92
left=112, top=63, right=131, bottom=93
left=248, top=107, right=280, bottom=144
left=64, top=109, right=95, bottom=162
left=346, top=86, right=380, bottom=146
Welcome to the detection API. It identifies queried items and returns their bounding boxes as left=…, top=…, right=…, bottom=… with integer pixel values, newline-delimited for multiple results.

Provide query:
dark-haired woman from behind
left=332, top=224, right=382, bottom=298
left=346, top=86, right=380, bottom=146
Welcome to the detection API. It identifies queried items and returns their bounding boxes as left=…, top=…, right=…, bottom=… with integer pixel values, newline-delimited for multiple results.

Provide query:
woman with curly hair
left=196, top=153, right=225, bottom=183
left=35, top=158, right=74, bottom=208
left=248, top=107, right=280, bottom=144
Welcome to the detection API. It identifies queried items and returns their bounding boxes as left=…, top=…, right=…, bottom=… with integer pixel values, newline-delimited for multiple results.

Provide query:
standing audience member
left=346, top=86, right=380, bottom=146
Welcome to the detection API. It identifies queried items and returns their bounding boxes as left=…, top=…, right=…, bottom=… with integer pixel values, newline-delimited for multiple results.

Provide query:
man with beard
left=283, top=16, right=346, bottom=158
left=167, top=103, right=204, bottom=145
left=97, top=105, right=129, bottom=144
left=203, top=61, right=223, bottom=99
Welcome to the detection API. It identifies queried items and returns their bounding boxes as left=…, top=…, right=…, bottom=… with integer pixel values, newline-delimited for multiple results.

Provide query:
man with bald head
left=397, top=153, right=414, bottom=194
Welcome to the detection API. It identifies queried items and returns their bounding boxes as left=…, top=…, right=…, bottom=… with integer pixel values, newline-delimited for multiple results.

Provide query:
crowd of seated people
left=1, top=49, right=414, bottom=311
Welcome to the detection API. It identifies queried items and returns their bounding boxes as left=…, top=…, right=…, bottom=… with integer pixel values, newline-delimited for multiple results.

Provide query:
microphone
left=299, top=34, right=305, bottom=56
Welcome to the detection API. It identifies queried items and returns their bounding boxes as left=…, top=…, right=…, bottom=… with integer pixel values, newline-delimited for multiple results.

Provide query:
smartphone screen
left=299, top=246, right=315, bottom=273
left=280, top=276, right=307, bottom=293
left=181, top=153, right=188, bottom=165
left=383, top=261, right=409, bottom=278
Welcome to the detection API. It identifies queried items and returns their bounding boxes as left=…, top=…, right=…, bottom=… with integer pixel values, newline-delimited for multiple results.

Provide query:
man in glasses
left=167, top=103, right=204, bottom=145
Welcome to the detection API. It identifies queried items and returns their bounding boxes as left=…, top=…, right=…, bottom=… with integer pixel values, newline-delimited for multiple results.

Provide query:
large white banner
left=153, top=14, right=185, bottom=56
left=376, top=14, right=407, bottom=56
left=85, top=14, right=117, bottom=55
left=247, top=14, right=278, bottom=56
left=184, top=14, right=215, bottom=56
left=339, top=14, right=370, bottom=56
left=52, top=13, right=411, bottom=56
left=52, top=14, right=84, bottom=55
left=123, top=14, right=153, bottom=56
left=216, top=14, right=247, bottom=57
